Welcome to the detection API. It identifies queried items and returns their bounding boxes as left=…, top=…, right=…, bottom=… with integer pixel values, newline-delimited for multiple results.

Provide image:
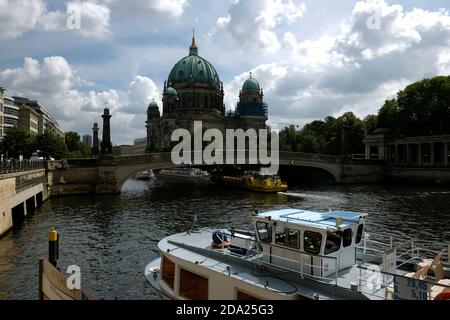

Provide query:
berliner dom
left=146, top=33, right=268, bottom=152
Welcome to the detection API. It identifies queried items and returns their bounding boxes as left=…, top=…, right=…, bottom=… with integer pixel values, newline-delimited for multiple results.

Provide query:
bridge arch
left=115, top=163, right=177, bottom=192
left=280, top=163, right=341, bottom=184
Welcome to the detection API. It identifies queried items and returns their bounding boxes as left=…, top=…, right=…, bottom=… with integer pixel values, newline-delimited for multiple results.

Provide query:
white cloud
left=214, top=0, right=306, bottom=53
left=81, top=90, right=120, bottom=112
left=122, top=76, right=161, bottom=114
left=0, top=56, right=121, bottom=136
left=0, top=56, right=158, bottom=143
left=223, top=0, right=450, bottom=129
left=41, top=1, right=111, bottom=38
left=0, top=0, right=46, bottom=40
left=0, top=0, right=111, bottom=40
left=106, top=0, right=188, bottom=18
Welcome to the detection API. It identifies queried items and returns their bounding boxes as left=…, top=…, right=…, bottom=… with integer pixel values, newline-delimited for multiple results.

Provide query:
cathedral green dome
left=242, top=76, right=260, bottom=91
left=167, top=36, right=221, bottom=89
left=148, top=99, right=158, bottom=109
left=165, top=87, right=178, bottom=96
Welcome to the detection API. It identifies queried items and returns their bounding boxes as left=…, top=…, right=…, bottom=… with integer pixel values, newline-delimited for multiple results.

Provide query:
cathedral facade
left=146, top=35, right=268, bottom=152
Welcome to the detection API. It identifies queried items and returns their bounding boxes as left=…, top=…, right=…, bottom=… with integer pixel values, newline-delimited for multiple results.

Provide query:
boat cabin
left=252, top=209, right=367, bottom=278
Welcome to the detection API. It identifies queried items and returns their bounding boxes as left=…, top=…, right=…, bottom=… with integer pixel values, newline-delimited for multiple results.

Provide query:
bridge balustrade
left=0, top=160, right=45, bottom=175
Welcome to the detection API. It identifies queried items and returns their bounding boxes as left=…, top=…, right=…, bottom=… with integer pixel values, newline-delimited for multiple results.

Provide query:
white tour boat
left=134, top=170, right=155, bottom=180
left=158, top=167, right=211, bottom=182
left=145, top=208, right=450, bottom=300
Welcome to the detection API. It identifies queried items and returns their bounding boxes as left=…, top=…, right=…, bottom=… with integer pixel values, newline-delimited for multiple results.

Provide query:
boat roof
left=256, top=208, right=367, bottom=230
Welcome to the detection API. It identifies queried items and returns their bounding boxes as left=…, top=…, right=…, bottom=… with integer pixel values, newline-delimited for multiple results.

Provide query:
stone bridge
left=0, top=163, right=50, bottom=236
left=49, top=151, right=383, bottom=195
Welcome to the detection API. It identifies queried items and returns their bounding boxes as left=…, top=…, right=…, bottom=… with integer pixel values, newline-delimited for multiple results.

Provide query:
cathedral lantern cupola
left=163, top=86, right=179, bottom=115
left=189, top=30, right=198, bottom=56
left=236, top=73, right=268, bottom=118
left=147, top=99, right=161, bottom=119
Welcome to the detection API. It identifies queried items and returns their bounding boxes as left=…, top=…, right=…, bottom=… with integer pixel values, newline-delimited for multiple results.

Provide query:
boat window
left=304, top=231, right=322, bottom=255
left=356, top=224, right=364, bottom=244
left=343, top=228, right=352, bottom=247
left=275, top=226, right=286, bottom=245
left=256, top=221, right=271, bottom=243
left=180, top=268, right=208, bottom=300
left=162, top=256, right=175, bottom=290
left=286, top=229, right=300, bottom=249
left=237, top=290, right=261, bottom=300
left=325, top=231, right=342, bottom=255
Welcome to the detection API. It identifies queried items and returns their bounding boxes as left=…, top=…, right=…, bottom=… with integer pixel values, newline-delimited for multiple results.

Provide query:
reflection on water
left=0, top=177, right=449, bottom=299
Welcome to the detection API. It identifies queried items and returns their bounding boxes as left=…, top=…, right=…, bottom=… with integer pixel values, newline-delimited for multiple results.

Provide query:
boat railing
left=357, top=262, right=450, bottom=300
left=357, top=233, right=450, bottom=270
left=357, top=232, right=396, bottom=258
left=225, top=232, right=341, bottom=286
left=356, top=237, right=450, bottom=300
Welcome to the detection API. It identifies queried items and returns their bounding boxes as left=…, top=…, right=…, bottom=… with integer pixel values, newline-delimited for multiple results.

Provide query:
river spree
left=1, top=178, right=449, bottom=300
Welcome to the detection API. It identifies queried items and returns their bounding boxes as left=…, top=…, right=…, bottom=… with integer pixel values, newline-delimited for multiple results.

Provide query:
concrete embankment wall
left=386, top=167, right=450, bottom=185
left=341, top=164, right=385, bottom=184
left=50, top=165, right=118, bottom=196
left=0, top=170, right=49, bottom=237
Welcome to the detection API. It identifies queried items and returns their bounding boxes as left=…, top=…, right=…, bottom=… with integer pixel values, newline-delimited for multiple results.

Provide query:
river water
left=0, top=177, right=449, bottom=300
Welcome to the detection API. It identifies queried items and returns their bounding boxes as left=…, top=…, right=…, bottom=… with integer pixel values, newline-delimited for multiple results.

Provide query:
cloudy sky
left=1, top=0, right=450, bottom=144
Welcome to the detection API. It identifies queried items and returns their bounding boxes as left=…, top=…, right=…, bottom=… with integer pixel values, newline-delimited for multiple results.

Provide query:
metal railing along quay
left=0, top=160, right=45, bottom=175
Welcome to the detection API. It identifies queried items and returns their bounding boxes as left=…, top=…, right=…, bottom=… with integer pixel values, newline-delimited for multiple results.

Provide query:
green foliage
left=1, top=125, right=36, bottom=158
left=363, top=114, right=378, bottom=134
left=377, top=99, right=399, bottom=132
left=377, top=76, right=450, bottom=135
left=65, top=131, right=91, bottom=158
left=35, top=131, right=68, bottom=160
left=280, top=112, right=365, bottom=156
left=280, top=76, right=450, bottom=156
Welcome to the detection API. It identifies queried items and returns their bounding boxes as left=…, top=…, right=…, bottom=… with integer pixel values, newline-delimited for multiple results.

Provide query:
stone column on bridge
left=101, top=108, right=112, bottom=155
left=92, top=122, right=100, bottom=157
left=430, top=143, right=435, bottom=166
left=418, top=144, right=422, bottom=166
left=445, top=142, right=448, bottom=167
left=406, top=144, right=411, bottom=166
left=394, top=144, right=399, bottom=166
left=365, top=144, right=370, bottom=160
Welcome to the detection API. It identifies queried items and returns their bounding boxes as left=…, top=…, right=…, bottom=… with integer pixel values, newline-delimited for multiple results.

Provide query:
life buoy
left=434, top=290, right=450, bottom=300
left=212, top=241, right=230, bottom=249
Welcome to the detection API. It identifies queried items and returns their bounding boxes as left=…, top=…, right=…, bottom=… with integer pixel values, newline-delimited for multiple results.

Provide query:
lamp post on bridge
left=101, top=108, right=112, bottom=156
left=91, top=122, right=100, bottom=158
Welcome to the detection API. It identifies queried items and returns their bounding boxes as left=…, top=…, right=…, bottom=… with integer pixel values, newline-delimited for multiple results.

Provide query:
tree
left=396, top=76, right=450, bottom=136
left=65, top=131, right=90, bottom=158
left=279, top=125, right=300, bottom=152
left=363, top=115, right=378, bottom=134
left=376, top=76, right=450, bottom=136
left=35, top=131, right=68, bottom=160
left=377, top=99, right=399, bottom=133
left=278, top=112, right=366, bottom=156
left=1, top=125, right=36, bottom=159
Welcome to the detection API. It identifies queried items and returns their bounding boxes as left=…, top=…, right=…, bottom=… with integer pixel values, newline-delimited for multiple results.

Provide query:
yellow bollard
left=48, top=227, right=59, bottom=267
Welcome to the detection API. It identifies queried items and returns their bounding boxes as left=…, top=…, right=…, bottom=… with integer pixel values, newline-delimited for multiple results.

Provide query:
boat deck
left=154, top=229, right=368, bottom=300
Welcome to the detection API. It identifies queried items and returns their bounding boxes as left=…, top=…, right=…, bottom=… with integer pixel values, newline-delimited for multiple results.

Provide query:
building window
left=304, top=231, right=322, bottom=255
left=180, top=269, right=208, bottom=300
left=256, top=221, right=271, bottom=243
left=343, top=228, right=352, bottom=247
left=324, top=231, right=342, bottom=255
left=162, top=256, right=175, bottom=290
left=237, top=290, right=261, bottom=300
left=286, top=229, right=300, bottom=249
left=275, top=226, right=285, bottom=245
left=355, top=224, right=364, bottom=244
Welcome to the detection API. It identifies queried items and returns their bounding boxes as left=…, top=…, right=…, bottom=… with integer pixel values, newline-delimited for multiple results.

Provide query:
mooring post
left=48, top=227, right=59, bottom=267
